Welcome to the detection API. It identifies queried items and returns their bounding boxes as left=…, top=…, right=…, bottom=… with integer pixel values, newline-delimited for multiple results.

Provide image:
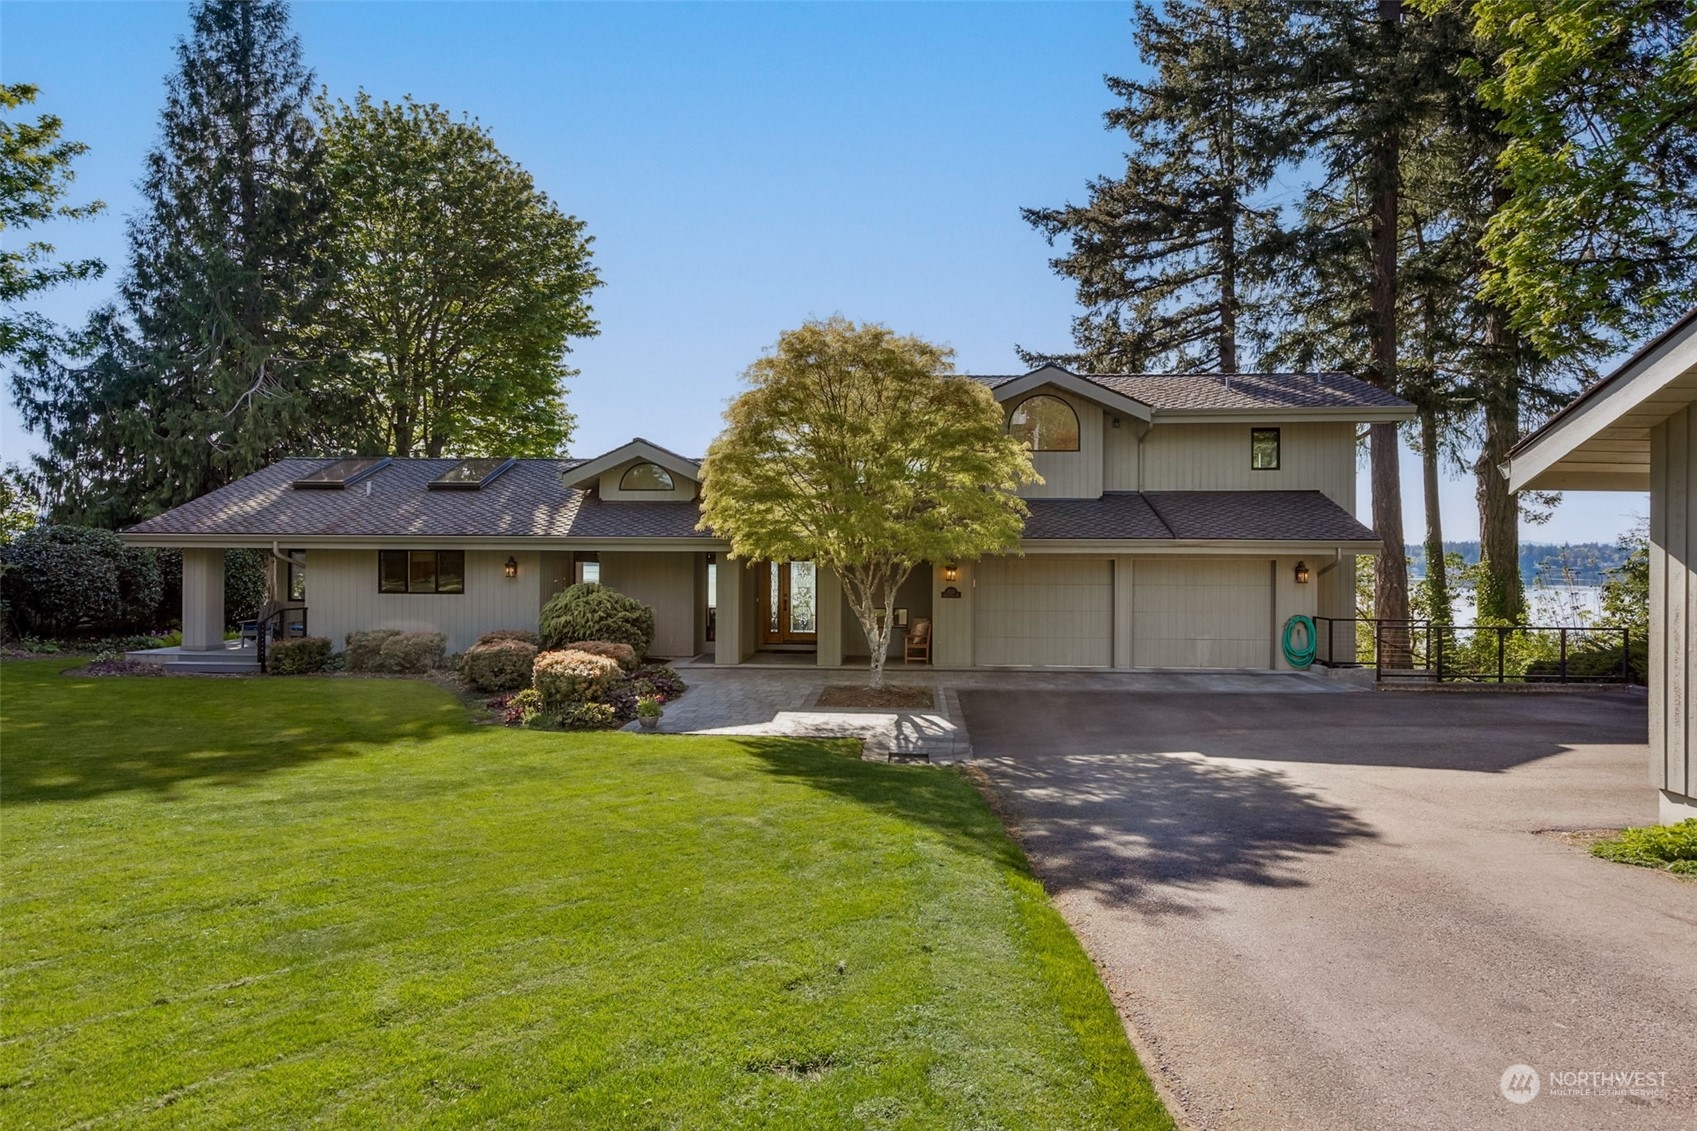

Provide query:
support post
left=181, top=548, right=226, bottom=652
left=715, top=556, right=743, bottom=665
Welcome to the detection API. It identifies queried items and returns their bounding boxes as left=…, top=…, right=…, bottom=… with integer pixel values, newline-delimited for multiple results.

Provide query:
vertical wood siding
left=1651, top=405, right=1695, bottom=805
left=1137, top=422, right=1357, bottom=508
left=598, top=551, right=702, bottom=658
left=1010, top=388, right=1105, bottom=499
left=306, top=549, right=545, bottom=654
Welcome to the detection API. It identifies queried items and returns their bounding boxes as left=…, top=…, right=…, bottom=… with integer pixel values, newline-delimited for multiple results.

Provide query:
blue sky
left=2, top=1, right=1646, bottom=544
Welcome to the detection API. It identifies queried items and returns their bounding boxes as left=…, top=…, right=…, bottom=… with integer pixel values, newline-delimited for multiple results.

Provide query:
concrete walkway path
left=646, top=665, right=1348, bottom=760
left=964, top=688, right=1697, bottom=1131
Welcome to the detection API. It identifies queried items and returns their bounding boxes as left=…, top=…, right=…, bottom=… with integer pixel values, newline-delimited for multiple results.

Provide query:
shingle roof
left=1022, top=491, right=1377, bottom=543
left=124, top=461, right=1375, bottom=546
left=122, top=458, right=715, bottom=540
left=974, top=368, right=1407, bottom=412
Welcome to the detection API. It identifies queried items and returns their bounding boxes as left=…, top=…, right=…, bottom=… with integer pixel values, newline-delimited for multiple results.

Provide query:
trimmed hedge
left=378, top=632, right=447, bottom=674
left=268, top=636, right=332, bottom=676
left=539, top=583, right=655, bottom=657
left=344, top=629, right=446, bottom=674
left=565, top=639, right=638, bottom=672
left=462, top=638, right=539, bottom=692
left=345, top=629, right=403, bottom=672
left=533, top=648, right=622, bottom=712
left=476, top=628, right=541, bottom=647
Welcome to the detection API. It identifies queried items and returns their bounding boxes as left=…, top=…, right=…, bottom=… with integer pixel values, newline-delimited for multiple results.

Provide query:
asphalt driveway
left=962, top=688, right=1697, bottom=1131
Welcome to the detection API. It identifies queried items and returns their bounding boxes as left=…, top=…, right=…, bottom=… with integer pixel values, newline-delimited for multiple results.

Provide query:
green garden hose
left=1282, top=614, right=1317, bottom=669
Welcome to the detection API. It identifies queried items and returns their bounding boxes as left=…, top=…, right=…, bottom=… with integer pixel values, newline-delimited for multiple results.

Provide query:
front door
left=759, top=561, right=818, bottom=646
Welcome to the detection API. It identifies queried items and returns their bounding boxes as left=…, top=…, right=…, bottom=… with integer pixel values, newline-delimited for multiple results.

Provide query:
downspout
left=270, top=542, right=307, bottom=569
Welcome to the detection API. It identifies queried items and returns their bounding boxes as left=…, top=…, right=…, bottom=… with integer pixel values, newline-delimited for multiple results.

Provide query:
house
left=120, top=364, right=1412, bottom=672
left=1507, top=307, right=1697, bottom=825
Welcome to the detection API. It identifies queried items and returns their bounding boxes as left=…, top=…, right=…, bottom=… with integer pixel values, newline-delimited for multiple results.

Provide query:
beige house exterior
left=1509, top=307, right=1697, bottom=825
left=122, top=367, right=1411, bottom=674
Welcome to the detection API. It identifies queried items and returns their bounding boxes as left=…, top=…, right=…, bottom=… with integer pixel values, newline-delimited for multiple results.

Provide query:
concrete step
left=126, top=647, right=261, bottom=674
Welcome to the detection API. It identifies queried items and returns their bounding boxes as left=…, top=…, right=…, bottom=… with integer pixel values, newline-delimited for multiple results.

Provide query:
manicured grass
left=1591, top=818, right=1697, bottom=875
left=0, top=661, right=1172, bottom=1129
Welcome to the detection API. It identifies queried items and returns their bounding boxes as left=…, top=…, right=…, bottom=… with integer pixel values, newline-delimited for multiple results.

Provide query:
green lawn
left=0, top=661, right=1171, bottom=1129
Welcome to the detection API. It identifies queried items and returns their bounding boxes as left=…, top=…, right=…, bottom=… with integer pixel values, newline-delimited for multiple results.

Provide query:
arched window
left=619, top=462, right=675, bottom=491
left=1008, top=395, right=1080, bottom=451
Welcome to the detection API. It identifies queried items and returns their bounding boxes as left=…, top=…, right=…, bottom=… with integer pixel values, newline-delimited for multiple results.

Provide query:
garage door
left=1132, top=558, right=1272, bottom=668
left=975, top=558, right=1112, bottom=667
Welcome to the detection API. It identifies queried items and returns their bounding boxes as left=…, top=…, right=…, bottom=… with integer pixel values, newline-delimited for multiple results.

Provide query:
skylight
left=291, top=457, right=392, bottom=490
left=427, top=457, right=517, bottom=491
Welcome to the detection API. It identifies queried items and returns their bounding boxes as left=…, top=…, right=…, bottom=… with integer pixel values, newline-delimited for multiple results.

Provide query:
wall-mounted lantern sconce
left=1111, top=416, right=1122, bottom=429
left=1294, top=560, right=1310, bottom=584
left=943, top=562, right=959, bottom=583
left=504, top=556, right=519, bottom=579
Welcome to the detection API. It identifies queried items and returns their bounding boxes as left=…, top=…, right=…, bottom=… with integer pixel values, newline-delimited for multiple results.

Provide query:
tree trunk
left=842, top=561, right=912, bottom=690
left=1420, top=407, right=1450, bottom=624
left=1367, top=0, right=1410, bottom=653
left=1474, top=309, right=1524, bottom=621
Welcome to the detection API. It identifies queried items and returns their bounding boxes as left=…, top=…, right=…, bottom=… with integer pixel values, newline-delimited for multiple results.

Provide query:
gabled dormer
left=562, top=438, right=702, bottom=502
left=984, top=364, right=1154, bottom=500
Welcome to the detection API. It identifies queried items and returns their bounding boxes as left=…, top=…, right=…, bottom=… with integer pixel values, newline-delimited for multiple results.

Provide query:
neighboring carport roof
left=1021, top=490, right=1379, bottom=545
left=1508, top=305, right=1697, bottom=492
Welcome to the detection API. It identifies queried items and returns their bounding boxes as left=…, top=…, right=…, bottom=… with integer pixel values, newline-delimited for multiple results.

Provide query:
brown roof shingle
left=974, top=369, right=1406, bottom=412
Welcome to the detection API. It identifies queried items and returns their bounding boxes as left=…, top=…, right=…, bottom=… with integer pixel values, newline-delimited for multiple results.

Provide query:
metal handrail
left=255, top=605, right=309, bottom=673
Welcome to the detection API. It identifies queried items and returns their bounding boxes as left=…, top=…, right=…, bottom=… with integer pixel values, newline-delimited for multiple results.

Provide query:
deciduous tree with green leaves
left=700, top=318, right=1037, bottom=688
left=0, top=84, right=104, bottom=361
left=315, top=92, right=600, bottom=457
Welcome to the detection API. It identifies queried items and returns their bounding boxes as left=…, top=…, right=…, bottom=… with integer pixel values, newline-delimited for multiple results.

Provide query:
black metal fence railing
left=254, top=606, right=309, bottom=673
left=1310, top=617, right=1635, bottom=685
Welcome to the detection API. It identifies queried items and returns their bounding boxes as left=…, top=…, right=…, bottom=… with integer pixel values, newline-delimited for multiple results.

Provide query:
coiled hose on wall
left=1282, top=614, right=1317, bottom=669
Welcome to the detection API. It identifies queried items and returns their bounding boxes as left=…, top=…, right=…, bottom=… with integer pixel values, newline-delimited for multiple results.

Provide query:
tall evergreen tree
left=1022, top=0, right=1303, bottom=373
left=12, top=0, right=327, bottom=526
left=0, top=84, right=105, bottom=361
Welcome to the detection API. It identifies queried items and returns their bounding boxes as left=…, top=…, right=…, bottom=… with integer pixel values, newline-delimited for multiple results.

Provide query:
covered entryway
left=1132, top=558, right=1271, bottom=668
left=974, top=557, right=1112, bottom=667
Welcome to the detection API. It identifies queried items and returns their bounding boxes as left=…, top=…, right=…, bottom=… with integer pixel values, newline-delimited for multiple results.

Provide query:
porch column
left=181, top=548, right=226, bottom=652
left=816, top=567, right=843, bottom=667
left=715, top=556, right=743, bottom=665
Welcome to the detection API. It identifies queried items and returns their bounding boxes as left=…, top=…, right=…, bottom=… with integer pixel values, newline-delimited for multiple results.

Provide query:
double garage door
left=973, top=557, right=1272, bottom=669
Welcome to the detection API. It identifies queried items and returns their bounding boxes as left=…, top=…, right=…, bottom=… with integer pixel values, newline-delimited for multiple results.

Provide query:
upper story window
left=1008, top=395, right=1080, bottom=452
left=1251, top=427, right=1281, bottom=471
left=619, top=462, right=675, bottom=491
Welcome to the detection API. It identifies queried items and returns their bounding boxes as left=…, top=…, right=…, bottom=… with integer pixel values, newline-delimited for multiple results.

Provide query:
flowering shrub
left=487, top=688, right=544, bottom=726
left=461, top=638, right=538, bottom=692
left=532, top=648, right=622, bottom=711
left=563, top=639, right=638, bottom=672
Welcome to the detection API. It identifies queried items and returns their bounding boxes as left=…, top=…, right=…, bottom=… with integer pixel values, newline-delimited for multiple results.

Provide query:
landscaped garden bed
left=0, top=659, right=1173, bottom=1129
left=816, top=684, right=936, bottom=709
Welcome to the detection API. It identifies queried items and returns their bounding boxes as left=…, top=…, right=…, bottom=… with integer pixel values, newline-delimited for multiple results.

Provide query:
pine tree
left=13, top=0, right=328, bottom=526
left=1022, top=0, right=1304, bottom=373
